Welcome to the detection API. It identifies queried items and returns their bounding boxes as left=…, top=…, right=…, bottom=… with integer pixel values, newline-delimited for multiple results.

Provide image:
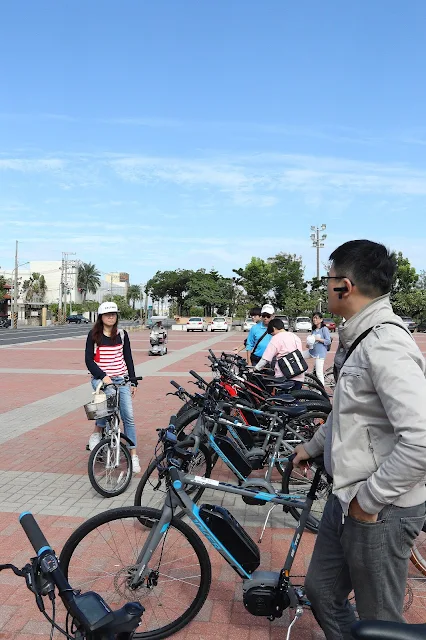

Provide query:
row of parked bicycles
left=5, top=350, right=426, bottom=639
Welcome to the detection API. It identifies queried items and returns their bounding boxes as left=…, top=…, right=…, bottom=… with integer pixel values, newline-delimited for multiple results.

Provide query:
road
left=0, top=321, right=138, bottom=346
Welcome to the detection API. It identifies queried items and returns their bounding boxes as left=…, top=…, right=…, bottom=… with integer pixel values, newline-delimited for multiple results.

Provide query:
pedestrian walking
left=245, top=304, right=274, bottom=365
left=85, top=301, right=141, bottom=473
left=305, top=312, right=331, bottom=387
left=293, top=240, right=426, bottom=639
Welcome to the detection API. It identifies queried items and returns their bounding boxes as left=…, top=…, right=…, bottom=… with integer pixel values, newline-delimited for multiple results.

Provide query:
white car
left=243, top=319, right=256, bottom=332
left=186, top=317, right=207, bottom=332
left=211, top=317, right=229, bottom=332
left=294, top=316, right=312, bottom=332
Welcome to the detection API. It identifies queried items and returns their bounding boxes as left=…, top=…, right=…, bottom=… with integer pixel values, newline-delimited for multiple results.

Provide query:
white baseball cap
left=98, top=301, right=119, bottom=315
left=261, top=304, right=275, bottom=315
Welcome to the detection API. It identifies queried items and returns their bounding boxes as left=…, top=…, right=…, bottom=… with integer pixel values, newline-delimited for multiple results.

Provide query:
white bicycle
left=84, top=376, right=142, bottom=497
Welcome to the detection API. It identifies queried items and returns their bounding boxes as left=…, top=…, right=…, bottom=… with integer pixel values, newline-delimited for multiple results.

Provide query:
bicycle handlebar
left=19, top=512, right=50, bottom=555
left=17, top=512, right=144, bottom=637
left=189, top=370, right=207, bottom=385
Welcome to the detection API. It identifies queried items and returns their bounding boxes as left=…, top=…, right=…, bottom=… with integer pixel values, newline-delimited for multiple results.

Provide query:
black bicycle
left=2, top=511, right=143, bottom=639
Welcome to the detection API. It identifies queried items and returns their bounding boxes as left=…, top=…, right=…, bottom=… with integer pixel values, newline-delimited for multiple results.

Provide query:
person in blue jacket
left=245, top=304, right=274, bottom=365
left=307, top=312, right=331, bottom=386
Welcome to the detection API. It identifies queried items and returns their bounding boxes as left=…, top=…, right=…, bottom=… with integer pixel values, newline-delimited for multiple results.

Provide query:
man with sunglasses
left=293, top=240, right=426, bottom=639
left=245, top=303, right=274, bottom=365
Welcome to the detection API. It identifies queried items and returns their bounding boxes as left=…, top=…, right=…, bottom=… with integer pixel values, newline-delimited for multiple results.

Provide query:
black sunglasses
left=261, top=313, right=272, bottom=318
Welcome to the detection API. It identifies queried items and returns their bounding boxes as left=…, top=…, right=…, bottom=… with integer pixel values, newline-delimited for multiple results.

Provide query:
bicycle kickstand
left=285, top=605, right=304, bottom=640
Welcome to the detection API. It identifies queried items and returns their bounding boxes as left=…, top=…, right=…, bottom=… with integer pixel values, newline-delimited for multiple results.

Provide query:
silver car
left=211, top=317, right=229, bottom=332
left=275, top=315, right=290, bottom=331
left=186, top=317, right=207, bottom=332
left=243, top=319, right=256, bottom=332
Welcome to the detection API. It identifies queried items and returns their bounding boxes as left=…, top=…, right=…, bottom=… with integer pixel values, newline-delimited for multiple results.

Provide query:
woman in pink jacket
left=254, top=317, right=304, bottom=389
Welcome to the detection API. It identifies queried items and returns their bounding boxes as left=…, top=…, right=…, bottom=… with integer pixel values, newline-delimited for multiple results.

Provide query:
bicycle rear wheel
left=88, top=437, right=132, bottom=497
left=59, top=506, right=212, bottom=640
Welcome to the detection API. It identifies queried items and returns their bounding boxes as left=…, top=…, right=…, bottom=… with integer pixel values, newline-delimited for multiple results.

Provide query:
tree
left=185, top=270, right=234, bottom=316
left=392, top=252, right=418, bottom=295
left=77, top=262, right=101, bottom=302
left=146, top=269, right=194, bottom=315
left=392, top=290, right=426, bottom=319
left=127, top=284, right=141, bottom=310
left=233, top=257, right=271, bottom=305
left=416, top=270, right=426, bottom=290
left=0, top=276, right=7, bottom=302
left=268, top=253, right=306, bottom=311
left=22, top=273, right=47, bottom=302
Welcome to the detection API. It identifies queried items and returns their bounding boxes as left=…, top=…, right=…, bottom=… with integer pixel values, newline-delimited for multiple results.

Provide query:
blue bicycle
left=59, top=424, right=324, bottom=640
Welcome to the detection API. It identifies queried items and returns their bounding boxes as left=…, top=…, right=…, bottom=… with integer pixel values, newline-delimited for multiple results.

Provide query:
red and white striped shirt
left=94, top=342, right=128, bottom=377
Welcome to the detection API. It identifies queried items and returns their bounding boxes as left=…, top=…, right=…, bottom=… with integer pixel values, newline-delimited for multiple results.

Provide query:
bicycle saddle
left=266, top=405, right=307, bottom=417
left=351, top=620, right=426, bottom=640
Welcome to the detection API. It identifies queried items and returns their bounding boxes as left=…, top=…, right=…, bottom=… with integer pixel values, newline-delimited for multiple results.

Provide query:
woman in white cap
left=306, top=312, right=331, bottom=387
left=85, top=301, right=141, bottom=472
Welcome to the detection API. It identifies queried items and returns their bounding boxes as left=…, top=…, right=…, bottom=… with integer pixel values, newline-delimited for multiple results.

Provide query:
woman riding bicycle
left=85, top=301, right=141, bottom=473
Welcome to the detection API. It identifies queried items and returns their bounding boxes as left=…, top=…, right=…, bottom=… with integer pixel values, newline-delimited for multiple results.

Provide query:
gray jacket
left=304, top=294, right=426, bottom=515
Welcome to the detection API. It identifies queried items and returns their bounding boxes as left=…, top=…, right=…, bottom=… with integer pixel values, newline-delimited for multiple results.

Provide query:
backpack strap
left=343, top=322, right=411, bottom=365
left=251, top=330, right=268, bottom=356
left=119, top=328, right=125, bottom=342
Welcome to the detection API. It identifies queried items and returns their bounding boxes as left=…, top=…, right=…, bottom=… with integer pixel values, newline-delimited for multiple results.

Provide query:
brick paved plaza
left=0, top=329, right=425, bottom=639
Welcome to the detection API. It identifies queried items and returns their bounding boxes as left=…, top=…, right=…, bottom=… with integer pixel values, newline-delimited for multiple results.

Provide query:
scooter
left=149, top=323, right=168, bottom=356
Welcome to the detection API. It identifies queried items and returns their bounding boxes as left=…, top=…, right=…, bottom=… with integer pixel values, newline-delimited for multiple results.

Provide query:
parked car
left=210, top=317, right=229, bottom=332
left=186, top=317, right=207, bottom=332
left=275, top=315, right=290, bottom=331
left=323, top=318, right=337, bottom=332
left=243, top=319, right=256, bottom=332
left=417, top=319, right=426, bottom=333
left=67, top=314, right=89, bottom=324
left=294, top=316, right=312, bottom=332
left=400, top=316, right=417, bottom=333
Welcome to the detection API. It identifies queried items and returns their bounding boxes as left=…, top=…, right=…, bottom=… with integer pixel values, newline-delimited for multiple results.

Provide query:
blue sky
left=1, top=0, right=426, bottom=284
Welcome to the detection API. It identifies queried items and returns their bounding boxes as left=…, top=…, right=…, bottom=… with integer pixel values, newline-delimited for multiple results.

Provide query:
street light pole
left=13, top=241, right=18, bottom=329
left=310, top=224, right=327, bottom=279
left=139, top=283, right=144, bottom=324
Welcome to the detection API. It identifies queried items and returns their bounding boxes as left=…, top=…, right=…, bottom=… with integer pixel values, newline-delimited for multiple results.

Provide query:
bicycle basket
left=84, top=398, right=115, bottom=420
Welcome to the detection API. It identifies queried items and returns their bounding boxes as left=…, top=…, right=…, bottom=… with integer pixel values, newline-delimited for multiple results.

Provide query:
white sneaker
left=88, top=432, right=102, bottom=451
left=132, top=455, right=141, bottom=473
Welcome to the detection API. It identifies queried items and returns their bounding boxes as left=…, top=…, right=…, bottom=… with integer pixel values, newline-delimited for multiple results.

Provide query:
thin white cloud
left=0, top=158, right=65, bottom=172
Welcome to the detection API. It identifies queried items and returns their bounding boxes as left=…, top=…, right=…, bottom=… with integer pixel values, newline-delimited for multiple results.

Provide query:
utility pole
left=60, top=252, right=76, bottom=321
left=139, top=283, right=144, bottom=324
left=144, top=287, right=149, bottom=325
left=310, top=224, right=327, bottom=279
left=13, top=240, right=18, bottom=329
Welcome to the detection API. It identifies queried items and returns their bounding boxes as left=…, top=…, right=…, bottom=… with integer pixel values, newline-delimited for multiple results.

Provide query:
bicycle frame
left=193, top=405, right=307, bottom=484
left=129, top=464, right=323, bottom=587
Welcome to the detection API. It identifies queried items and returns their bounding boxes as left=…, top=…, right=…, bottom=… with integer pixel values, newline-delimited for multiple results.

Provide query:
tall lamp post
left=310, top=224, right=327, bottom=279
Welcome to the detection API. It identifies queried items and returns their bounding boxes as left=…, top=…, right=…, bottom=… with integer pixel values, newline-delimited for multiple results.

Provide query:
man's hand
left=349, top=496, right=378, bottom=523
left=292, top=444, right=310, bottom=467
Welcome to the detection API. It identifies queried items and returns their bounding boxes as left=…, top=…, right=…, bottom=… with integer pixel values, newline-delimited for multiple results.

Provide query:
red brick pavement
left=1, top=329, right=425, bottom=639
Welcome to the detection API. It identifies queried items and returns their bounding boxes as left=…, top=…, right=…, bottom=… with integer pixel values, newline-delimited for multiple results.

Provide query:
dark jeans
left=305, top=494, right=425, bottom=640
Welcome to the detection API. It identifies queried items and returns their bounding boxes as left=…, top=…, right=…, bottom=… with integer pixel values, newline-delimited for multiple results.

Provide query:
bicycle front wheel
left=88, top=437, right=132, bottom=497
left=59, top=506, right=212, bottom=640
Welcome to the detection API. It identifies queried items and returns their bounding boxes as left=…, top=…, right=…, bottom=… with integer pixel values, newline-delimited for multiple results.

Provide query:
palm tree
left=78, top=262, right=101, bottom=302
left=127, top=284, right=141, bottom=310
left=22, top=273, right=47, bottom=302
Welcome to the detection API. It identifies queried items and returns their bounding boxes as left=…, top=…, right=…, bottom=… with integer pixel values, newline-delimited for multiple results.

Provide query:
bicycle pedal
left=86, top=444, right=90, bottom=451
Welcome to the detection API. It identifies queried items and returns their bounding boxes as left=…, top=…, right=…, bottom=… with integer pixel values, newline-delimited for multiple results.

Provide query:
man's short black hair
left=250, top=307, right=262, bottom=316
left=267, top=318, right=284, bottom=334
left=329, top=240, right=396, bottom=298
